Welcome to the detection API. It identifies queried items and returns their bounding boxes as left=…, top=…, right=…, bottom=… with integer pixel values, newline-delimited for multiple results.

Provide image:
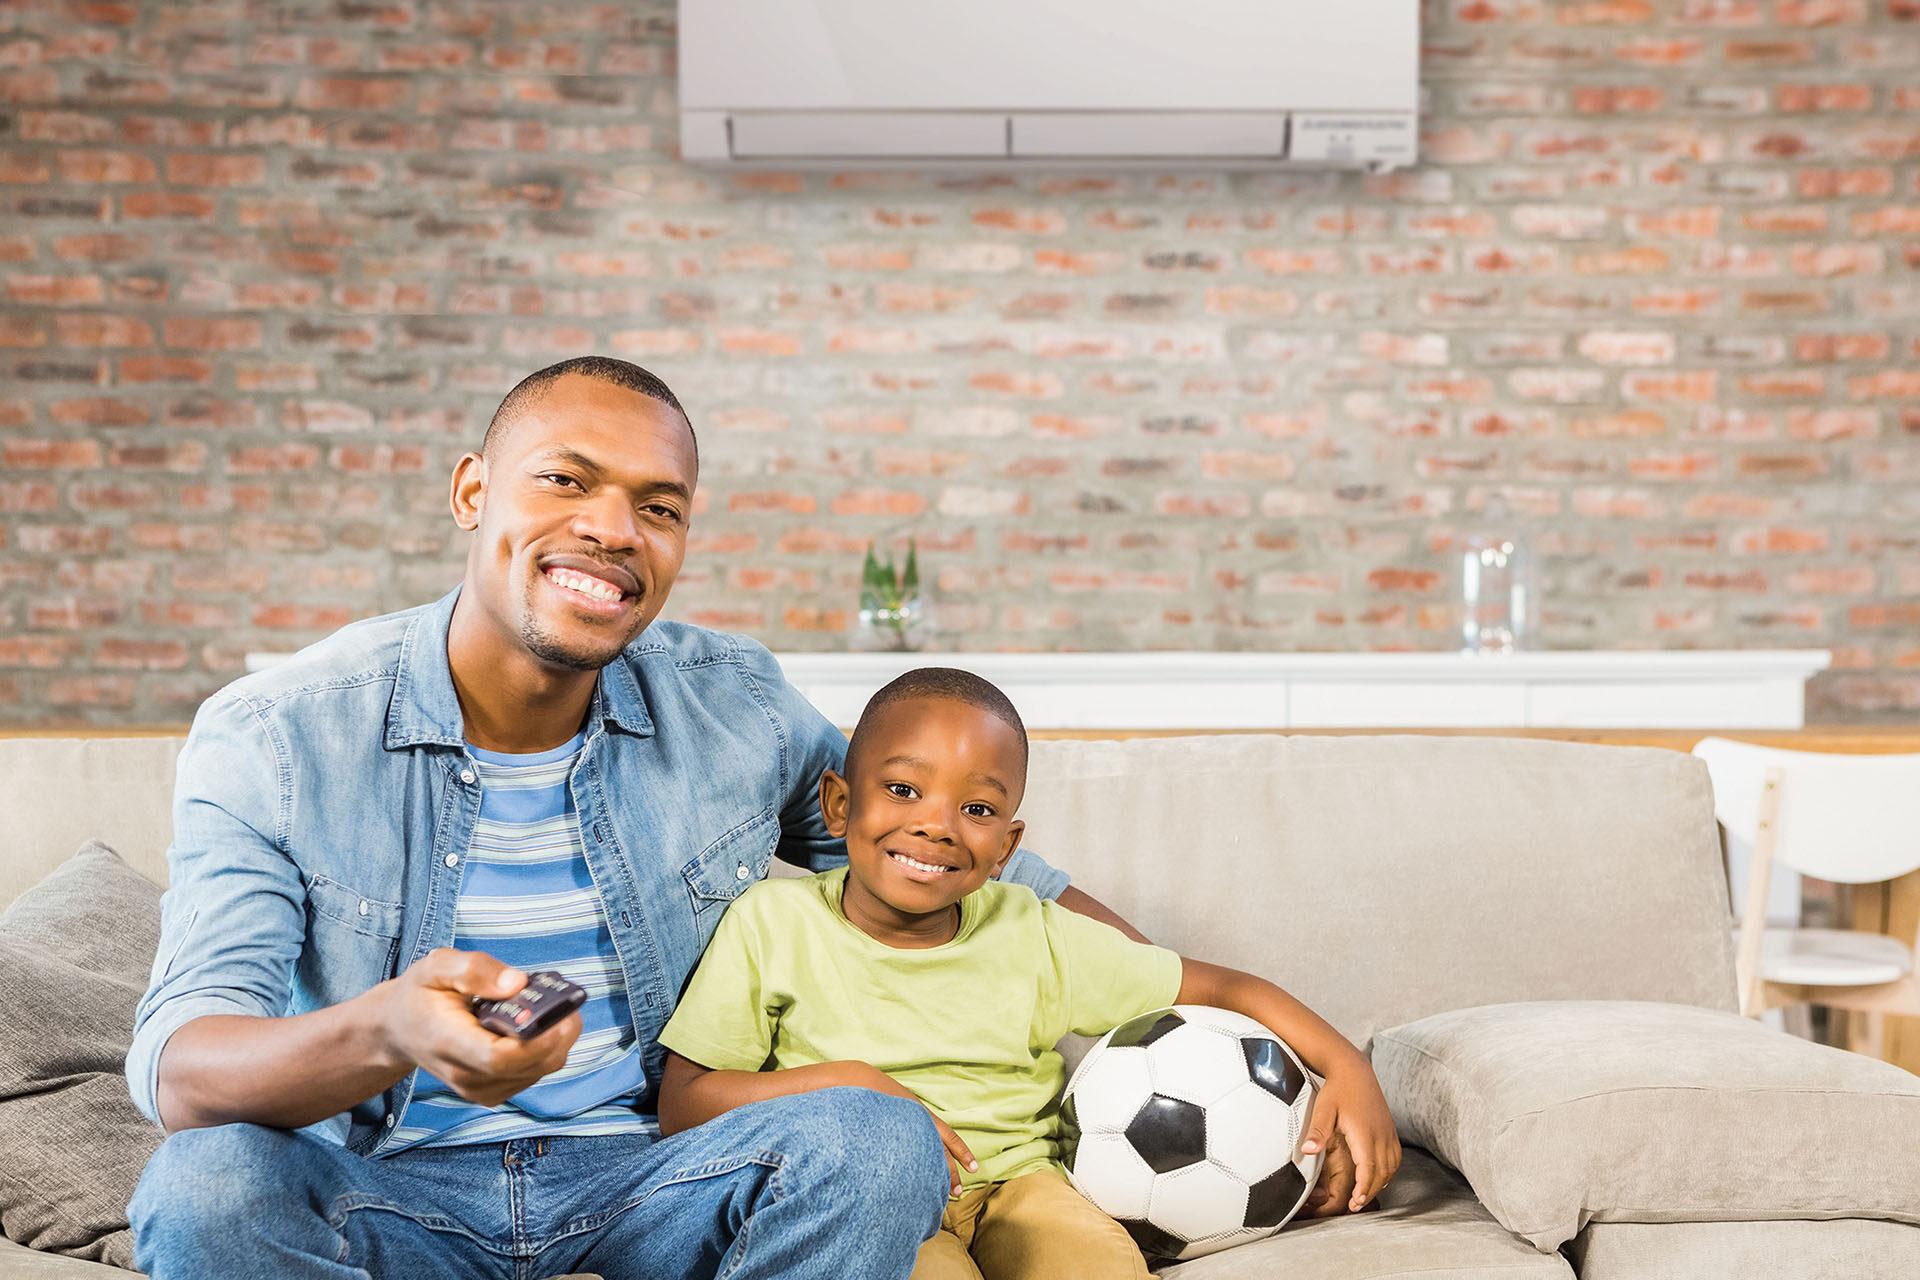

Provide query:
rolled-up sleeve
left=126, top=691, right=307, bottom=1127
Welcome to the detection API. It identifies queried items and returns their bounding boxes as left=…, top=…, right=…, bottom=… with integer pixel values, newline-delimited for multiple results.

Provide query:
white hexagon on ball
left=1205, top=1080, right=1303, bottom=1182
left=1143, top=1024, right=1249, bottom=1107
left=1065, top=1132, right=1158, bottom=1221
left=1065, top=1045, right=1154, bottom=1134
left=1173, top=1004, right=1270, bottom=1039
left=1148, top=1161, right=1250, bottom=1245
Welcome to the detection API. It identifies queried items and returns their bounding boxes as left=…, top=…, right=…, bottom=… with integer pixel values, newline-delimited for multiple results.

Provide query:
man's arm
left=1058, top=885, right=1149, bottom=943
left=132, top=695, right=579, bottom=1133
left=155, top=951, right=580, bottom=1134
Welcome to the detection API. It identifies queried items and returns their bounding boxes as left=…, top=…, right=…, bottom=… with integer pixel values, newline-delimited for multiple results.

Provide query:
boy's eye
left=962, top=803, right=995, bottom=818
left=885, top=782, right=917, bottom=800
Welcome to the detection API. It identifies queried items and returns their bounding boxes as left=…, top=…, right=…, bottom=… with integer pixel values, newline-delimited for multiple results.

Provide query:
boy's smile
left=821, top=694, right=1027, bottom=948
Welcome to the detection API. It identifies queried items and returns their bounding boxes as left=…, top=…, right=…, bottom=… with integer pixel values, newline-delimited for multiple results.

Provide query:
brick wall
left=2, top=0, right=1918, bottom=725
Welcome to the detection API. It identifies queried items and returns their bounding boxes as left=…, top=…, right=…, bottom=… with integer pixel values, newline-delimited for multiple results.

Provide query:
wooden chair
left=1691, top=737, right=1920, bottom=1060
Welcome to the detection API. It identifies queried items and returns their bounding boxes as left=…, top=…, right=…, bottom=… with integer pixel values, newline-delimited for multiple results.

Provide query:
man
left=125, top=356, right=1146, bottom=1280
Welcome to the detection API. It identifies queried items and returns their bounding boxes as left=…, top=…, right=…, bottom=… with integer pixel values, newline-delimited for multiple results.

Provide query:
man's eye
left=642, top=503, right=683, bottom=522
left=539, top=473, right=581, bottom=490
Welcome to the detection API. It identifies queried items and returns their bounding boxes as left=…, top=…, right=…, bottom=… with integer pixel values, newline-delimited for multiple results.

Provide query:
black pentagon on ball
left=1122, top=1217, right=1189, bottom=1260
left=1106, top=1008, right=1186, bottom=1049
left=1123, top=1093, right=1208, bottom=1173
left=1244, top=1161, right=1309, bottom=1228
left=1242, top=1035, right=1308, bottom=1105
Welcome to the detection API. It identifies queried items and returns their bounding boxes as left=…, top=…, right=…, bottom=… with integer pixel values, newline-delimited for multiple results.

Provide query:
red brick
left=831, top=489, right=927, bottom=518
left=5, top=274, right=106, bottom=305
left=294, top=77, right=411, bottom=111
left=121, top=191, right=216, bottom=220
left=47, top=677, right=135, bottom=708
left=56, top=149, right=157, bottom=182
left=158, top=317, right=263, bottom=352
left=166, top=154, right=267, bottom=186
left=1794, top=334, right=1890, bottom=362
left=49, top=396, right=149, bottom=426
left=0, top=482, right=59, bottom=512
left=1849, top=371, right=1920, bottom=400
left=1737, top=452, right=1827, bottom=477
left=119, top=356, right=213, bottom=383
left=18, top=110, right=115, bottom=143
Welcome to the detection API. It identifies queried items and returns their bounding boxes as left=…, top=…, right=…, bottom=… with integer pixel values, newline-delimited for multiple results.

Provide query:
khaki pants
left=909, top=1167, right=1149, bottom=1280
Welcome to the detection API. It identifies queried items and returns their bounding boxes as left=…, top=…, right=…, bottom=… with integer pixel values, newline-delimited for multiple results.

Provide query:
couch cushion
left=1371, top=1000, right=1920, bottom=1251
left=1158, top=1147, right=1571, bottom=1280
left=0, top=738, right=182, bottom=909
left=0, top=841, right=166, bottom=1268
left=1568, top=1218, right=1920, bottom=1280
left=1022, top=734, right=1736, bottom=1049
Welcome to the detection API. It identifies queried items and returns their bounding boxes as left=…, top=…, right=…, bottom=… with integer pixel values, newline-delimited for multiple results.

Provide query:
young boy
left=656, top=668, right=1399, bottom=1280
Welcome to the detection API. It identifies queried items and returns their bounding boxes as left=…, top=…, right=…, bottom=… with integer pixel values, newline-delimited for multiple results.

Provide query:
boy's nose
left=908, top=811, right=957, bottom=842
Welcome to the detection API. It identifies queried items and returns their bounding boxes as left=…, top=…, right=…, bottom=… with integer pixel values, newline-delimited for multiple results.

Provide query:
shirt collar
left=385, top=586, right=656, bottom=750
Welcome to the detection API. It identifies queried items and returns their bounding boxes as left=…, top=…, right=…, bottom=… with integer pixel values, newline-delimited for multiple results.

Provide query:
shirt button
left=735, top=863, right=749, bottom=881
left=357, top=900, right=370, bottom=916
left=459, top=769, right=476, bottom=785
left=384, top=1114, right=395, bottom=1127
left=444, top=853, right=458, bottom=868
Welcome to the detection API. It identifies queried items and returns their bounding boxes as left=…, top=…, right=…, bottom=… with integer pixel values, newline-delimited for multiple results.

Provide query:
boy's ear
left=819, top=769, right=850, bottom=838
left=989, top=818, right=1024, bottom=880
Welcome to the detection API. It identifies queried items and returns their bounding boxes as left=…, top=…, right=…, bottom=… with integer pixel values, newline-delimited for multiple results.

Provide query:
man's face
left=453, top=374, right=697, bottom=673
left=822, top=696, right=1027, bottom=931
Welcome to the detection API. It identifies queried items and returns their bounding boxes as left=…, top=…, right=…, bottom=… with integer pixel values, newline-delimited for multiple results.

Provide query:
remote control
left=472, top=970, right=587, bottom=1039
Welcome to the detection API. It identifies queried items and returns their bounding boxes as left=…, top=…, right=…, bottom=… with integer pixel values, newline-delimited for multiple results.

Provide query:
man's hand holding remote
left=377, top=949, right=583, bottom=1108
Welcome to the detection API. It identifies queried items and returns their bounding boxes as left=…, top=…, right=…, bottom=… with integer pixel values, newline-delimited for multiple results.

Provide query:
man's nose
left=572, top=490, right=641, bottom=549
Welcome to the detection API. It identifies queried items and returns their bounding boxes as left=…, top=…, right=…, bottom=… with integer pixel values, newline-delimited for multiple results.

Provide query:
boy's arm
left=657, top=1050, right=979, bottom=1192
left=1176, top=957, right=1402, bottom=1212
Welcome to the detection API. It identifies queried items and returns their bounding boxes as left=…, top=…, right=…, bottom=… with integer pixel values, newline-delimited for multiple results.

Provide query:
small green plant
left=859, top=539, right=920, bottom=648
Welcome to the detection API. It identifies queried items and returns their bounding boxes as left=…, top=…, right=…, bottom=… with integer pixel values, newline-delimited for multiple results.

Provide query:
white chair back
left=1691, top=737, right=1920, bottom=885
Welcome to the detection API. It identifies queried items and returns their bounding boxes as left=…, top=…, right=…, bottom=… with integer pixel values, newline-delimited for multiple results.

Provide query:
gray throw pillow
left=1371, top=1000, right=1920, bottom=1251
left=0, top=840, right=165, bottom=1268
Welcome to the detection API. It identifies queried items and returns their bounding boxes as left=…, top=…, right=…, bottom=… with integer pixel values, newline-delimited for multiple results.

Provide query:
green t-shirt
left=658, top=867, right=1184, bottom=1188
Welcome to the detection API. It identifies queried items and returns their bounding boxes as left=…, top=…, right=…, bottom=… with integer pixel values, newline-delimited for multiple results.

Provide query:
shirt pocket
left=680, top=810, right=778, bottom=939
left=302, top=876, right=405, bottom=1005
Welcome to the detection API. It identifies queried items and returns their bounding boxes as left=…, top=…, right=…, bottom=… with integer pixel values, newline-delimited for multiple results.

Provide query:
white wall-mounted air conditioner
left=678, top=0, right=1420, bottom=171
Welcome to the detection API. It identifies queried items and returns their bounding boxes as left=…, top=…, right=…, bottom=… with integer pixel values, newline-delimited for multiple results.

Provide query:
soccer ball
left=1060, top=1005, right=1322, bottom=1261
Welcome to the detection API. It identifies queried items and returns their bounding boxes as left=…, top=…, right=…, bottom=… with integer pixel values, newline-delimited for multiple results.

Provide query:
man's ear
left=989, top=818, right=1024, bottom=880
left=450, top=451, right=486, bottom=531
left=819, top=769, right=851, bottom=838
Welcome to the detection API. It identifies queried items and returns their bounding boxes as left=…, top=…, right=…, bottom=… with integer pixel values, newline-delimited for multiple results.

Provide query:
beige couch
left=3, top=732, right=1917, bottom=1278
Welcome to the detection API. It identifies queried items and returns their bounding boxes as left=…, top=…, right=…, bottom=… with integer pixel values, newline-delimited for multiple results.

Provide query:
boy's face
left=821, top=695, right=1027, bottom=933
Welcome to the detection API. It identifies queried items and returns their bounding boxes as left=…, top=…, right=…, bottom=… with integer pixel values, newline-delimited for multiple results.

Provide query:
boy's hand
left=1300, top=1062, right=1401, bottom=1213
left=1301, top=1133, right=1357, bottom=1218
left=826, top=1060, right=978, bottom=1195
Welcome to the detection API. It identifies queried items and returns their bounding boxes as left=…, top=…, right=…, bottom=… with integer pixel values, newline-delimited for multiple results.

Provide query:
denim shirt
left=127, top=588, right=1069, bottom=1154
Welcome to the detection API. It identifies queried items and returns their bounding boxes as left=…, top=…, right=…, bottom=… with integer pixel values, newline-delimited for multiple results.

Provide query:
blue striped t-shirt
left=386, top=730, right=657, bottom=1151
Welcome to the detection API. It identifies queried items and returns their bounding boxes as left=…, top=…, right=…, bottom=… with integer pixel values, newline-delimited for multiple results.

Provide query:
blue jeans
left=128, top=1089, right=948, bottom=1280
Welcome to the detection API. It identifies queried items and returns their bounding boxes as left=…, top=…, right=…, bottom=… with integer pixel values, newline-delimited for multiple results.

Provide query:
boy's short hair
left=846, top=667, right=1029, bottom=781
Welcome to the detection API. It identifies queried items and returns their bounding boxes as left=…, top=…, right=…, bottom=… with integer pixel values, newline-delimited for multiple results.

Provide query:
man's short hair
left=482, top=355, right=696, bottom=465
left=846, top=667, right=1030, bottom=781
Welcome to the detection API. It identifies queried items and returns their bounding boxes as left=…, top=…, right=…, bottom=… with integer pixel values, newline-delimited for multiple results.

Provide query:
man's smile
left=539, top=555, right=639, bottom=615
